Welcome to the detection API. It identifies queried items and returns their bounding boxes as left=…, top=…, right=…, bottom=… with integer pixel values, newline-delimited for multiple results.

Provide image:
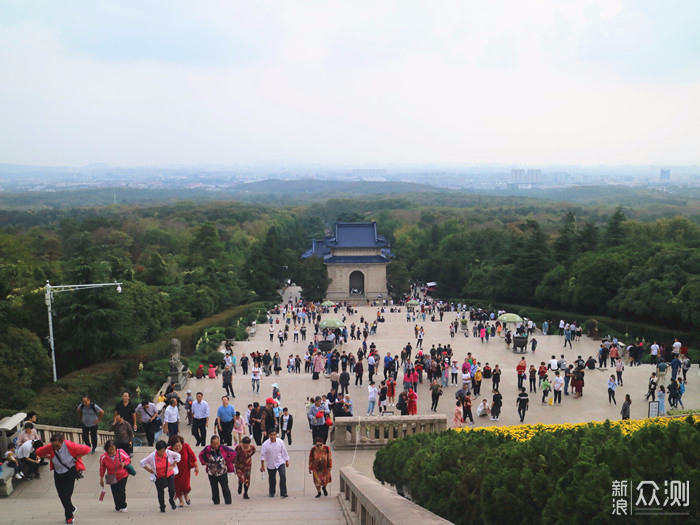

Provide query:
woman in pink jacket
left=99, top=439, right=131, bottom=512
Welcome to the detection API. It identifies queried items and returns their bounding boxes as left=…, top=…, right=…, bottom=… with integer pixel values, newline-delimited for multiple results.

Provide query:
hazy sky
left=1, top=0, right=698, bottom=166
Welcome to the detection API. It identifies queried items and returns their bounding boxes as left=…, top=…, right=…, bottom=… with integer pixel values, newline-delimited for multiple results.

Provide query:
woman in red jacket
left=407, top=388, right=418, bottom=415
left=99, top=439, right=131, bottom=512
left=168, top=435, right=199, bottom=506
left=36, top=432, right=90, bottom=525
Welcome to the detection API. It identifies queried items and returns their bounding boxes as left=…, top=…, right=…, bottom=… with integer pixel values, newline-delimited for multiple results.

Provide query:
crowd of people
left=4, top=292, right=694, bottom=524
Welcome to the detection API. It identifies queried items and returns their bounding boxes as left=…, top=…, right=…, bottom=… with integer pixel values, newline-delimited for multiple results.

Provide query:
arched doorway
left=349, top=271, right=364, bottom=297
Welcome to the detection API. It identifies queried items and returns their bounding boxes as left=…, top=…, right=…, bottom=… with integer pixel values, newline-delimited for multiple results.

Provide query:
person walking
left=615, top=359, right=625, bottom=387
left=199, top=435, right=236, bottom=505
left=491, top=388, right=502, bottom=421
left=607, top=375, right=617, bottom=406
left=452, top=400, right=463, bottom=428
left=140, top=440, right=180, bottom=513
left=163, top=397, right=181, bottom=437
left=644, top=372, right=658, bottom=401
left=516, top=387, right=529, bottom=423
left=308, top=396, right=330, bottom=444
left=112, top=413, right=134, bottom=456
left=657, top=385, right=666, bottom=416
left=279, top=407, right=294, bottom=445
left=309, top=437, right=332, bottom=498
left=113, top=392, right=138, bottom=434
left=552, top=371, right=563, bottom=405
left=367, top=381, right=378, bottom=416
left=168, top=435, right=198, bottom=507
left=232, top=412, right=246, bottom=445
left=407, top=388, right=418, bottom=415
left=234, top=437, right=256, bottom=499
left=461, top=394, right=473, bottom=425
left=516, top=358, right=527, bottom=390
left=76, top=395, right=104, bottom=454
left=191, top=392, right=210, bottom=447
left=36, top=432, right=91, bottom=525
left=215, top=396, right=236, bottom=446
left=429, top=379, right=442, bottom=412
left=260, top=429, right=290, bottom=498
left=251, top=363, right=262, bottom=393
left=98, top=439, right=131, bottom=513
left=540, top=375, right=551, bottom=405
left=339, top=369, right=350, bottom=396
left=354, top=359, right=364, bottom=387
left=222, top=366, right=235, bottom=399
left=620, top=394, right=632, bottom=420
left=136, top=398, right=159, bottom=447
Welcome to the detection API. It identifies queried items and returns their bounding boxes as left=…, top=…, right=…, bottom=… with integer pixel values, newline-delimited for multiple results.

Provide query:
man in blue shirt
left=216, top=396, right=236, bottom=446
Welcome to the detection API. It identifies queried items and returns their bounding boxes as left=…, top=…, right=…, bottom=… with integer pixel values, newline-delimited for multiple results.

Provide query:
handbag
left=145, top=405, right=163, bottom=431
left=53, top=451, right=83, bottom=480
left=125, top=463, right=137, bottom=476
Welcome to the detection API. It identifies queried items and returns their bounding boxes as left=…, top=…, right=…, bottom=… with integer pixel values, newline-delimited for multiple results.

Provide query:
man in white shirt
left=16, top=439, right=42, bottom=479
left=191, top=392, right=210, bottom=446
left=251, top=365, right=261, bottom=393
left=552, top=371, right=564, bottom=405
left=163, top=397, right=180, bottom=436
left=260, top=430, right=290, bottom=498
left=672, top=339, right=682, bottom=357
left=650, top=342, right=660, bottom=364
left=548, top=355, right=559, bottom=371
left=367, top=354, right=376, bottom=382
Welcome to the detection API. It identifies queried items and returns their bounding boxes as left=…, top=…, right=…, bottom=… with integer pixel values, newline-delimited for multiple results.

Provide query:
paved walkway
left=6, top=286, right=697, bottom=524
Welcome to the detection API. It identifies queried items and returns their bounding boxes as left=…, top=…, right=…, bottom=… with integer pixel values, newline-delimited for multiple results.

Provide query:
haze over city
left=1, top=0, right=699, bottom=168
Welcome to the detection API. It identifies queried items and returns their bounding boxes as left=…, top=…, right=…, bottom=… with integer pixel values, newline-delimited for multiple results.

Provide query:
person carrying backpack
left=77, top=395, right=104, bottom=454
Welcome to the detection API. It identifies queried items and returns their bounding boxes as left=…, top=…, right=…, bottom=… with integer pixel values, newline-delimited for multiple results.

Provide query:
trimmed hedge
left=374, top=418, right=700, bottom=524
left=26, top=302, right=270, bottom=427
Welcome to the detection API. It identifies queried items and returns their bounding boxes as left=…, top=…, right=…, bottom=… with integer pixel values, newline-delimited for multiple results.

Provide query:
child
left=232, top=412, right=245, bottom=445
left=4, top=443, right=22, bottom=479
left=386, top=376, right=396, bottom=406
left=245, top=404, right=253, bottom=437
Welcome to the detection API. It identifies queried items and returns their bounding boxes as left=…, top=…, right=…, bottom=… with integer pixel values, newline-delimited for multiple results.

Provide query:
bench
left=0, top=412, right=27, bottom=496
left=0, top=465, right=16, bottom=496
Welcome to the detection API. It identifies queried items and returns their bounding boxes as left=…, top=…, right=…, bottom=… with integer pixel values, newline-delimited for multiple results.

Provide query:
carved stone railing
left=338, top=466, right=452, bottom=525
left=34, top=424, right=114, bottom=447
left=332, top=414, right=447, bottom=449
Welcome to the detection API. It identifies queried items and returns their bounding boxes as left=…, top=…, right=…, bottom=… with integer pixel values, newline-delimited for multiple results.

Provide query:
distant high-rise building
left=511, top=169, right=540, bottom=183
left=660, top=169, right=671, bottom=182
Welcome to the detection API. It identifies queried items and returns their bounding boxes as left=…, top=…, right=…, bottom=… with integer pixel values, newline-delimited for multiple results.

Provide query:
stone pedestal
left=169, top=366, right=188, bottom=390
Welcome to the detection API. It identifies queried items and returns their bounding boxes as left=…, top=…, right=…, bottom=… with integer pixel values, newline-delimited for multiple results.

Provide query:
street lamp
left=45, top=280, right=123, bottom=382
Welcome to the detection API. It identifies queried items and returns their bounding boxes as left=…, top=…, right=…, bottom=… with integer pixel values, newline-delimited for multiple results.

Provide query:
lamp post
left=45, top=280, right=123, bottom=382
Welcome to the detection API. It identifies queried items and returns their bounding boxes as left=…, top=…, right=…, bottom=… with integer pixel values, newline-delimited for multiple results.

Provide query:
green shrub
left=374, top=419, right=700, bottom=524
left=207, top=351, right=224, bottom=366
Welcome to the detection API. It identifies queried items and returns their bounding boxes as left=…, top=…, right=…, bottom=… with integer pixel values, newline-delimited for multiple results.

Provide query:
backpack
left=482, top=366, right=492, bottom=379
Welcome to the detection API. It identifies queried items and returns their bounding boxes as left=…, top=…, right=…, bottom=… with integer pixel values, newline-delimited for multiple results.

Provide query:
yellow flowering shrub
left=456, top=415, right=699, bottom=441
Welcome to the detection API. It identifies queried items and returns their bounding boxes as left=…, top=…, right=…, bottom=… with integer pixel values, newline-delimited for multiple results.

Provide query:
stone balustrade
left=338, top=466, right=452, bottom=525
left=34, top=424, right=114, bottom=447
left=332, top=414, right=447, bottom=449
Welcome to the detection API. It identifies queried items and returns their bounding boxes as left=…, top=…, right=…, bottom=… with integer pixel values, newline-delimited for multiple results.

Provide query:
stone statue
left=169, top=338, right=183, bottom=371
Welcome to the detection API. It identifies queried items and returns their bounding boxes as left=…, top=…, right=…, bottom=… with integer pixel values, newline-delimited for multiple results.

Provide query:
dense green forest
left=1, top=188, right=699, bottom=413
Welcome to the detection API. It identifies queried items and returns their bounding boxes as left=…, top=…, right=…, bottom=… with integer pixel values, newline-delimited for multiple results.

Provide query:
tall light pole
left=45, top=280, right=123, bottom=382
